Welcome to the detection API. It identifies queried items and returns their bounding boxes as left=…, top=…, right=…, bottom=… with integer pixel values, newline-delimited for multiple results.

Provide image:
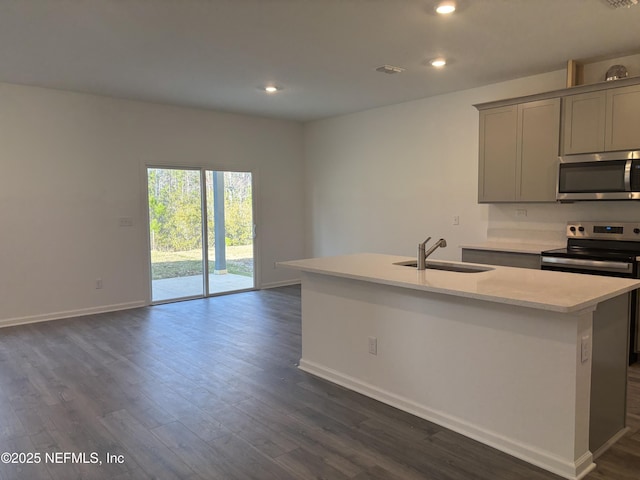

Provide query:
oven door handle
left=541, top=256, right=634, bottom=274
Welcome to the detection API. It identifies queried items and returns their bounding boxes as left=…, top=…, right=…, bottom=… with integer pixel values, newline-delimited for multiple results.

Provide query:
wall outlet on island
left=581, top=335, right=590, bottom=363
left=368, top=336, right=377, bottom=355
left=515, top=209, right=527, bottom=218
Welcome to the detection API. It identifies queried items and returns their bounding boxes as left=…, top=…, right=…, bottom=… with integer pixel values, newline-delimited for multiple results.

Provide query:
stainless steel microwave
left=557, top=151, right=640, bottom=201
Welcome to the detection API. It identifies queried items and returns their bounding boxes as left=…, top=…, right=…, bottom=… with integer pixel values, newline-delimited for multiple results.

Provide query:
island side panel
left=298, top=271, right=594, bottom=480
left=590, top=293, right=630, bottom=456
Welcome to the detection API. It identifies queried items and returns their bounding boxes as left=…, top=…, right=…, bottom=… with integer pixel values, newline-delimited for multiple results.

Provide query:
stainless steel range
left=541, top=221, right=640, bottom=364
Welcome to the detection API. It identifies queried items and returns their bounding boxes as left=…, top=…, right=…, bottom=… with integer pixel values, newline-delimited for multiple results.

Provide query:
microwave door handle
left=625, top=159, right=632, bottom=191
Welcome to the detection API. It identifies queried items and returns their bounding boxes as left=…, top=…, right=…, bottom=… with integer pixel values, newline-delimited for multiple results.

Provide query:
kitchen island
left=278, top=253, right=640, bottom=480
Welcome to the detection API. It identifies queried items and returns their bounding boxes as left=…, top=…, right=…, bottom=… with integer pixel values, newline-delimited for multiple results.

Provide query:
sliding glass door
left=147, top=167, right=254, bottom=303
left=148, top=168, right=204, bottom=302
left=206, top=171, right=254, bottom=295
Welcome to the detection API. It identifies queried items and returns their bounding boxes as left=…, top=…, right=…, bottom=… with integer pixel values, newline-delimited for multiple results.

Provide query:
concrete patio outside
left=152, top=272, right=254, bottom=302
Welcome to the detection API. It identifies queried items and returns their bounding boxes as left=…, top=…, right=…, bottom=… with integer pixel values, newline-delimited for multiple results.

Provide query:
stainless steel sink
left=393, top=260, right=493, bottom=273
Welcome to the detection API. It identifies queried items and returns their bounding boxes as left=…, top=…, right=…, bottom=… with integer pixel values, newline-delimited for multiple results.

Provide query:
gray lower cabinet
left=562, top=83, right=640, bottom=154
left=461, top=248, right=541, bottom=269
left=478, top=98, right=560, bottom=203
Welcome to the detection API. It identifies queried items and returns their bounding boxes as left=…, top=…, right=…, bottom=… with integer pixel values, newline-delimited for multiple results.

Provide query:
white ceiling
left=1, top=0, right=639, bottom=122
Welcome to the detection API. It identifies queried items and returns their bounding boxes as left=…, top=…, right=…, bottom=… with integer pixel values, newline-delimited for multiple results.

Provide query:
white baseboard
left=0, top=301, right=147, bottom=329
left=299, top=358, right=596, bottom=480
left=592, top=427, right=630, bottom=459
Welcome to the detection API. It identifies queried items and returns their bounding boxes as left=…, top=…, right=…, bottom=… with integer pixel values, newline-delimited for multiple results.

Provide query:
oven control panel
left=567, top=221, right=640, bottom=240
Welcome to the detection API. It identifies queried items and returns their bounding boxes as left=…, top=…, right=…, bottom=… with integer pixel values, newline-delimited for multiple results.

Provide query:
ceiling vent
left=375, top=65, right=405, bottom=74
left=604, top=0, right=638, bottom=7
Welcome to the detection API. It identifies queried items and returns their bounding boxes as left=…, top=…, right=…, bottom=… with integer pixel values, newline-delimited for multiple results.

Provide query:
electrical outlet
left=453, top=215, right=460, bottom=226
left=368, top=336, right=377, bottom=355
left=515, top=209, right=527, bottom=218
left=95, top=278, right=103, bottom=289
left=581, top=335, right=590, bottom=363
left=118, top=217, right=133, bottom=227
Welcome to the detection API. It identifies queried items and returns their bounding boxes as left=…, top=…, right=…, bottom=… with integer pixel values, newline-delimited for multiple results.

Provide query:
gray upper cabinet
left=478, top=106, right=517, bottom=202
left=606, top=84, right=640, bottom=152
left=562, top=91, right=606, bottom=154
left=475, top=77, right=640, bottom=204
left=562, top=84, right=640, bottom=154
left=478, top=98, right=560, bottom=203
left=518, top=99, right=561, bottom=201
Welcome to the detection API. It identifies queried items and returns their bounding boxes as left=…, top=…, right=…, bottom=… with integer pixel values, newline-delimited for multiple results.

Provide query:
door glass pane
left=148, top=168, right=204, bottom=302
left=206, top=171, right=254, bottom=295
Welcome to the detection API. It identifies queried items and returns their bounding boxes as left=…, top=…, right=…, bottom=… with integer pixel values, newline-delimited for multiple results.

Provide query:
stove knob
left=578, top=226, right=585, bottom=232
left=569, top=226, right=576, bottom=233
left=634, top=228, right=640, bottom=235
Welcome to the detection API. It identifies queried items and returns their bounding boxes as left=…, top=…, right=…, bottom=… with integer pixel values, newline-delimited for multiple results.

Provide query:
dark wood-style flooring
left=0, top=285, right=638, bottom=480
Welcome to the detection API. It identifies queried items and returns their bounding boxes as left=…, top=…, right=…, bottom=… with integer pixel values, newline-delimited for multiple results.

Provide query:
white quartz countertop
left=459, top=241, right=564, bottom=254
left=278, top=253, right=640, bottom=313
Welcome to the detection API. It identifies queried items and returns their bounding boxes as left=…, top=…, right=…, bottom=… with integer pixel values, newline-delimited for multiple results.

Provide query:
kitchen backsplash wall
left=489, top=202, right=640, bottom=243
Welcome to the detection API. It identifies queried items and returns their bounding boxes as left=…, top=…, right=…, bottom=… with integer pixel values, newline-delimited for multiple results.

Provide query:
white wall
left=303, top=69, right=640, bottom=260
left=0, top=82, right=304, bottom=325
left=4, top=67, right=638, bottom=326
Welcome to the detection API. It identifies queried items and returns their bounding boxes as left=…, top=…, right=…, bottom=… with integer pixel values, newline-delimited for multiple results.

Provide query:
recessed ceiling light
left=435, top=1, right=456, bottom=14
left=430, top=58, right=447, bottom=68
left=263, top=85, right=281, bottom=93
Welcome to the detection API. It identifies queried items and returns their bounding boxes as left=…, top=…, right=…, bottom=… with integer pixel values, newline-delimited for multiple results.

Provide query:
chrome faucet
left=417, top=237, right=431, bottom=270
left=417, top=237, right=447, bottom=270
